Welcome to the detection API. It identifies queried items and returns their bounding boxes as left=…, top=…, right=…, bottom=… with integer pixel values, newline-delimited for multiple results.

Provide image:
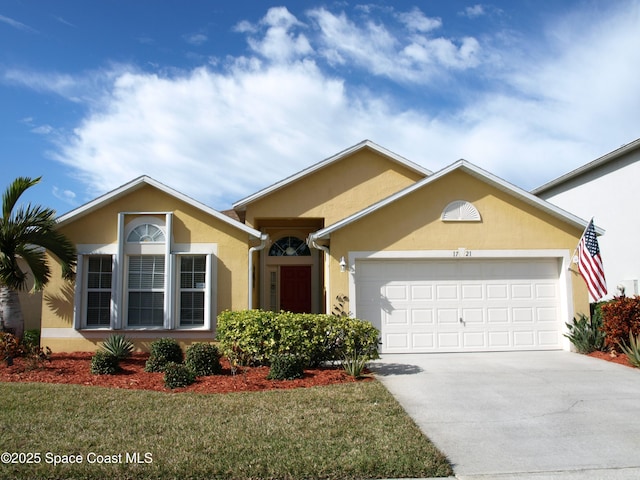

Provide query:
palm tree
left=0, top=177, right=76, bottom=340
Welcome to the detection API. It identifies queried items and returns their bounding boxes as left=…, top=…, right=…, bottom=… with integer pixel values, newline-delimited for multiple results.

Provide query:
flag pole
left=571, top=217, right=594, bottom=264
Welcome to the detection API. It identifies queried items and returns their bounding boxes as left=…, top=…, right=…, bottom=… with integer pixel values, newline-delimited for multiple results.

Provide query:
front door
left=280, top=265, right=312, bottom=313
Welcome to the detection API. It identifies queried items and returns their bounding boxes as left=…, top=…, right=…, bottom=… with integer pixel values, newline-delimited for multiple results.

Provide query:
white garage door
left=355, top=258, right=563, bottom=353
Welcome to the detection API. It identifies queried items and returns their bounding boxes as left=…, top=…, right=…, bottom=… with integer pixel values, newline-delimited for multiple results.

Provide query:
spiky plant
left=101, top=334, right=134, bottom=360
left=618, top=332, right=640, bottom=368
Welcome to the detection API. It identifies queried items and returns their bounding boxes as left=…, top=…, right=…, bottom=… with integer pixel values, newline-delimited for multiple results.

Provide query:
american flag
left=577, top=219, right=607, bottom=301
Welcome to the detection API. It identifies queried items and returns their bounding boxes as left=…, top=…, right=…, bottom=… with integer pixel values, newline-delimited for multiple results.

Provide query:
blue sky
left=1, top=1, right=639, bottom=216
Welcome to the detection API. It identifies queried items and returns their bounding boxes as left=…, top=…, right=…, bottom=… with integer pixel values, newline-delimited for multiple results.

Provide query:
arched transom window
left=127, top=224, right=166, bottom=243
left=269, top=236, right=311, bottom=256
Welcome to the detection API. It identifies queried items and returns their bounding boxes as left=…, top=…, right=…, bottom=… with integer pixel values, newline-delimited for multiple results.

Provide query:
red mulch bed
left=587, top=350, right=635, bottom=368
left=0, top=353, right=370, bottom=394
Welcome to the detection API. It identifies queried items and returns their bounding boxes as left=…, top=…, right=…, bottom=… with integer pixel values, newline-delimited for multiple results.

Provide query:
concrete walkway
left=370, top=351, right=640, bottom=479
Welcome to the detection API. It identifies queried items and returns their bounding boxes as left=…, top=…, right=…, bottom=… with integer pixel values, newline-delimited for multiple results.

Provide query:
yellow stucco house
left=41, top=140, right=595, bottom=353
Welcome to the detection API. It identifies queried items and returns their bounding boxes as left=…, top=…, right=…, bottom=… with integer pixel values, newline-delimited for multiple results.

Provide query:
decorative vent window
left=268, top=236, right=311, bottom=256
left=127, top=224, right=165, bottom=243
left=441, top=200, right=481, bottom=222
left=127, top=255, right=165, bottom=326
left=179, top=255, right=206, bottom=326
left=86, top=256, right=112, bottom=326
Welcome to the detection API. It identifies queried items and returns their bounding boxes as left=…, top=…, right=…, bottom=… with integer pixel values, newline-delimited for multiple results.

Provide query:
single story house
left=41, top=140, right=595, bottom=353
left=533, top=137, right=640, bottom=300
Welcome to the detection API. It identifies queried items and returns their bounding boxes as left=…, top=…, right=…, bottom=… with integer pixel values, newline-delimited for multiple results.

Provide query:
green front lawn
left=0, top=380, right=452, bottom=480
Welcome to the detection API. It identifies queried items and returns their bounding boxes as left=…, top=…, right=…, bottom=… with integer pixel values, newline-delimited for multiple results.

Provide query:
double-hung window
left=127, top=255, right=165, bottom=327
left=85, top=255, right=113, bottom=327
left=178, top=255, right=206, bottom=327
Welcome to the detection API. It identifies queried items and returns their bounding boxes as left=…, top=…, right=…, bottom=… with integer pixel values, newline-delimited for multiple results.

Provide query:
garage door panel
left=461, top=308, right=484, bottom=323
left=386, top=333, right=409, bottom=349
left=437, top=308, right=459, bottom=324
left=412, top=333, right=435, bottom=349
left=438, top=332, right=460, bottom=348
left=461, top=284, right=483, bottom=300
left=436, top=284, right=458, bottom=300
left=387, top=309, right=409, bottom=325
left=356, top=258, right=563, bottom=353
left=487, top=284, right=509, bottom=299
left=411, top=285, right=433, bottom=300
left=463, top=331, right=486, bottom=348
left=412, top=309, right=434, bottom=324
left=513, top=331, right=535, bottom=347
left=512, top=284, right=534, bottom=299
left=487, top=308, right=509, bottom=323
left=536, top=283, right=557, bottom=299
left=488, top=331, right=511, bottom=348
left=537, top=307, right=558, bottom=322
left=538, top=331, right=561, bottom=346
left=385, top=285, right=408, bottom=300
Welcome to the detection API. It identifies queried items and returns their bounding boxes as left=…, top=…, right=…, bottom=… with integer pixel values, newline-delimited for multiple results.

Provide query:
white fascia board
left=310, top=159, right=602, bottom=241
left=232, top=140, right=432, bottom=210
left=532, top=137, right=640, bottom=195
left=56, top=176, right=263, bottom=240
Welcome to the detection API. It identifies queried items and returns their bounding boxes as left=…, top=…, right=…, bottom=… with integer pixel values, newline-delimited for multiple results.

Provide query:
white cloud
left=309, top=7, right=482, bottom=82
left=184, top=33, right=208, bottom=46
left=0, top=14, right=38, bottom=34
left=242, top=7, right=312, bottom=63
left=32, top=0, right=640, bottom=210
left=460, top=5, right=486, bottom=19
left=52, top=186, right=77, bottom=205
left=396, top=8, right=442, bottom=33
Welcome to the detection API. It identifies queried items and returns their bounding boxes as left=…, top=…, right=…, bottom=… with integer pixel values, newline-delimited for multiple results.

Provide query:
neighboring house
left=533, top=138, right=640, bottom=301
left=41, top=140, right=594, bottom=353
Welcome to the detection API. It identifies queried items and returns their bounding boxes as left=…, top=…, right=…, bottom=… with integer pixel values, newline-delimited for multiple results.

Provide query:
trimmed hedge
left=216, top=310, right=380, bottom=367
left=144, top=338, right=184, bottom=373
left=185, top=343, right=222, bottom=376
left=267, top=353, right=306, bottom=380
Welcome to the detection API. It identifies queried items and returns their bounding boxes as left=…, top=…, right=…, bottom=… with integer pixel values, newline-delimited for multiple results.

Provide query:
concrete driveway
left=370, top=351, right=640, bottom=479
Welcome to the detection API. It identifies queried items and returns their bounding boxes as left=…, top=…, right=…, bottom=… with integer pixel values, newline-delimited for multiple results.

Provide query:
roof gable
left=310, top=159, right=600, bottom=241
left=56, top=176, right=263, bottom=239
left=532, top=137, right=640, bottom=195
left=233, top=140, right=431, bottom=211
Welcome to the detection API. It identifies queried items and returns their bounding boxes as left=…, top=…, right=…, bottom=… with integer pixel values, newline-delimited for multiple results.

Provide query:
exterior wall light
left=339, top=256, right=347, bottom=272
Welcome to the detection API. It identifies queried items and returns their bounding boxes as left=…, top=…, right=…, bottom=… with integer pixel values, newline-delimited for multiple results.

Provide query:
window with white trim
left=75, top=214, right=217, bottom=331
left=178, top=255, right=206, bottom=326
left=85, top=255, right=113, bottom=327
left=127, top=255, right=165, bottom=327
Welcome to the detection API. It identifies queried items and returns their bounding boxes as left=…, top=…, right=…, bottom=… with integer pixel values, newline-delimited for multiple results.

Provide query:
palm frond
left=2, top=177, right=41, bottom=222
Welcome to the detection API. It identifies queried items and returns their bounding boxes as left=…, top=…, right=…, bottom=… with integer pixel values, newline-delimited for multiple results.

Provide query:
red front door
left=280, top=265, right=312, bottom=313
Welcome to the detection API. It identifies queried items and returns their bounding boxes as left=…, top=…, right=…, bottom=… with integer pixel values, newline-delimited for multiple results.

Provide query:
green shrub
left=22, top=329, right=40, bottom=351
left=90, top=351, right=120, bottom=375
left=267, top=353, right=305, bottom=380
left=101, top=334, right=134, bottom=360
left=145, top=338, right=183, bottom=372
left=163, top=362, right=196, bottom=389
left=216, top=310, right=380, bottom=367
left=618, top=332, right=640, bottom=368
left=601, top=296, right=640, bottom=350
left=185, top=343, right=222, bottom=376
left=564, top=313, right=606, bottom=354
